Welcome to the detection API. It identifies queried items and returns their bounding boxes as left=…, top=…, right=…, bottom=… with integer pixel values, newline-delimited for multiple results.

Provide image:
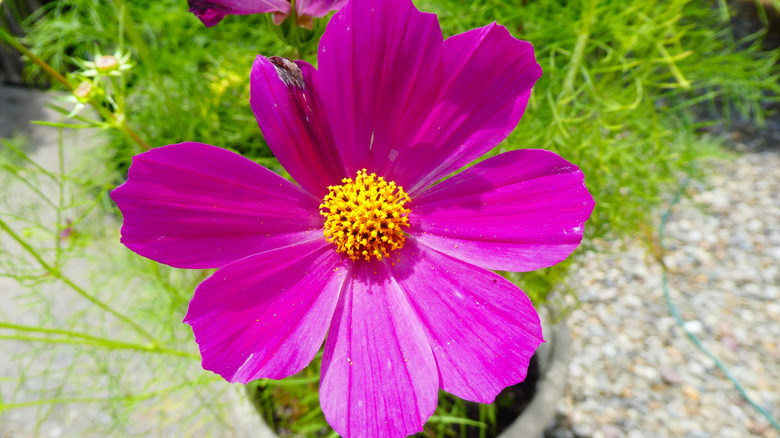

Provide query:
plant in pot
left=1, top=0, right=776, bottom=435
left=108, top=0, right=595, bottom=435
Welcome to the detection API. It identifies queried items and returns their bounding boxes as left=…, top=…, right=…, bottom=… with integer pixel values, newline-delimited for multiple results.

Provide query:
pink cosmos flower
left=111, top=0, right=594, bottom=436
left=188, top=0, right=347, bottom=28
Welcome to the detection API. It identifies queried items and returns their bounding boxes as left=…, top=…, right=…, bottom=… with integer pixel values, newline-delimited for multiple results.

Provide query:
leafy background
left=1, top=0, right=778, bottom=436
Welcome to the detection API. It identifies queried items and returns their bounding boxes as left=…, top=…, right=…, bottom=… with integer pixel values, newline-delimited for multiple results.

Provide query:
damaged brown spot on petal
left=297, top=15, right=314, bottom=31
left=270, top=56, right=306, bottom=89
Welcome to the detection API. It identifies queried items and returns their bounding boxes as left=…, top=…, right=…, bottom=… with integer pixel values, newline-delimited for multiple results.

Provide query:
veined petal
left=111, top=142, right=322, bottom=269
left=320, top=260, right=438, bottom=438
left=409, top=149, right=594, bottom=272
left=295, top=0, right=347, bottom=19
left=314, top=0, right=443, bottom=179
left=388, top=23, right=542, bottom=195
left=184, top=240, right=347, bottom=382
left=251, top=56, right=344, bottom=197
left=388, top=239, right=543, bottom=403
left=188, top=0, right=291, bottom=27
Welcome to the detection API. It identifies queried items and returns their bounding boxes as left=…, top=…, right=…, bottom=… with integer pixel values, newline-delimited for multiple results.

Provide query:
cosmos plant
left=111, top=0, right=595, bottom=436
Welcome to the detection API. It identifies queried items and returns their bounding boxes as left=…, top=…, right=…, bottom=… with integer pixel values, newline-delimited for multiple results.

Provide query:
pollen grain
left=320, top=169, right=411, bottom=261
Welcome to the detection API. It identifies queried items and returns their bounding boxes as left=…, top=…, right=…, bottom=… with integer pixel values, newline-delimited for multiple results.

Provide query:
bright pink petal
left=388, top=239, right=543, bottom=403
left=188, top=0, right=291, bottom=27
left=250, top=57, right=345, bottom=198
left=295, top=0, right=347, bottom=18
left=314, top=0, right=444, bottom=179
left=184, top=240, right=347, bottom=382
left=388, top=23, right=542, bottom=194
left=320, top=261, right=438, bottom=438
left=409, top=149, right=594, bottom=272
left=111, top=142, right=322, bottom=269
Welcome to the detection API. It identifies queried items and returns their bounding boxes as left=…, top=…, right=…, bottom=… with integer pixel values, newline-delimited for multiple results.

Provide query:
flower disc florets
left=320, top=169, right=411, bottom=261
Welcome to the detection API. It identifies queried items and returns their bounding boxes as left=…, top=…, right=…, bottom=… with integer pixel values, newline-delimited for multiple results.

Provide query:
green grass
left=2, top=0, right=779, bottom=435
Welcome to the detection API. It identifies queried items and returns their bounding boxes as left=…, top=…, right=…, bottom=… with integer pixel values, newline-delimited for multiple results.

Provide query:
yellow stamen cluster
left=320, top=169, right=411, bottom=261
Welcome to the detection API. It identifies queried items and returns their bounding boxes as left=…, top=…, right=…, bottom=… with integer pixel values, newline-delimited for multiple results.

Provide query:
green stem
left=113, top=0, right=153, bottom=71
left=0, top=218, right=157, bottom=344
left=1, top=139, right=59, bottom=182
left=716, top=0, right=730, bottom=23
left=0, top=322, right=197, bottom=358
left=112, top=0, right=179, bottom=138
left=288, top=0, right=303, bottom=58
left=655, top=42, right=691, bottom=89
left=561, top=0, right=598, bottom=98
left=0, top=334, right=196, bottom=359
left=56, top=125, right=65, bottom=266
left=0, top=27, right=70, bottom=88
left=0, top=321, right=120, bottom=341
left=1, top=165, right=58, bottom=209
left=0, top=378, right=216, bottom=411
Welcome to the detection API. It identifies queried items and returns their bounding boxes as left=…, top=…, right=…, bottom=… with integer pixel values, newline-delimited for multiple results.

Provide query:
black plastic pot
left=497, top=320, right=572, bottom=438
left=246, top=320, right=572, bottom=438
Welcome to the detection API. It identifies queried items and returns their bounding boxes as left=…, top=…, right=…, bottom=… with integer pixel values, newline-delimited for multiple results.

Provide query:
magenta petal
left=295, top=0, right=347, bottom=18
left=250, top=57, right=344, bottom=197
left=190, top=8, right=225, bottom=27
left=388, top=239, right=543, bottom=403
left=188, top=0, right=291, bottom=26
left=409, top=149, right=595, bottom=272
left=314, top=0, right=443, bottom=179
left=389, top=23, right=542, bottom=194
left=110, top=142, right=322, bottom=269
left=320, top=260, right=438, bottom=438
left=184, top=240, right=346, bottom=382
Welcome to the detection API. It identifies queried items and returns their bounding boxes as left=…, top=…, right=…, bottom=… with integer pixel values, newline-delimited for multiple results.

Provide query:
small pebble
left=681, top=384, right=700, bottom=402
left=683, top=320, right=704, bottom=335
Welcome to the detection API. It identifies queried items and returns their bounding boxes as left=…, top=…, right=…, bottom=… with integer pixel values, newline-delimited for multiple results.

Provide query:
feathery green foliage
left=2, top=0, right=778, bottom=435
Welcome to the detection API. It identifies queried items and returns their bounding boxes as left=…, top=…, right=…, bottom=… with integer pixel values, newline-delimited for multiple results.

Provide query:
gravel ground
left=555, top=144, right=780, bottom=438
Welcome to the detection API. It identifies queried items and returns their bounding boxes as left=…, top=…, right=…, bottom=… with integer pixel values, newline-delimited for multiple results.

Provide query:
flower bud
left=95, top=55, right=119, bottom=73
left=73, top=81, right=93, bottom=102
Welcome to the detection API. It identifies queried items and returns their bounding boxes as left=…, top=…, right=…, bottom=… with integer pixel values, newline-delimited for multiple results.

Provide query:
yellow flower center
left=320, top=169, right=411, bottom=261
